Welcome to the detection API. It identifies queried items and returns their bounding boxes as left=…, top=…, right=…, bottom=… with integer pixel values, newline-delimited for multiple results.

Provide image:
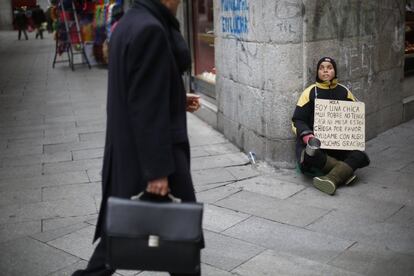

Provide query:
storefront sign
left=313, top=99, right=365, bottom=151
left=220, top=0, right=249, bottom=35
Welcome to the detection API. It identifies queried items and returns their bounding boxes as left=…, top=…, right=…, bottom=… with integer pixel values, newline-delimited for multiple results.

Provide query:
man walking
left=14, top=8, right=28, bottom=40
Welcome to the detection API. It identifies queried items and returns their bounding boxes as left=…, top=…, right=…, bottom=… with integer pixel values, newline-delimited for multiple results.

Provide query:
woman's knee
left=345, top=150, right=370, bottom=170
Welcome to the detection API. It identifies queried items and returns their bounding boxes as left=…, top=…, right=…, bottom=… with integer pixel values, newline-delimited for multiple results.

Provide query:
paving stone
left=86, top=168, right=102, bottom=182
left=255, top=163, right=309, bottom=186
left=357, top=166, right=414, bottom=189
left=1, top=151, right=72, bottom=167
left=0, top=144, right=43, bottom=158
left=0, top=171, right=90, bottom=192
left=203, top=204, right=250, bottom=233
left=85, top=216, right=98, bottom=226
left=196, top=185, right=241, bottom=203
left=75, top=118, right=106, bottom=128
left=44, top=125, right=78, bottom=137
left=93, top=195, right=102, bottom=213
left=233, top=249, right=362, bottom=276
left=72, top=147, right=104, bottom=160
left=0, top=117, right=45, bottom=128
left=0, top=196, right=97, bottom=225
left=201, top=263, right=236, bottom=276
left=43, top=158, right=103, bottom=175
left=44, top=115, right=76, bottom=124
left=6, top=134, right=79, bottom=150
left=116, top=269, right=141, bottom=275
left=228, top=175, right=306, bottom=199
left=0, top=127, right=44, bottom=140
left=192, top=167, right=236, bottom=186
left=0, top=164, right=41, bottom=180
left=42, top=182, right=101, bottom=201
left=225, top=165, right=260, bottom=180
left=190, top=147, right=210, bottom=158
left=48, top=260, right=88, bottom=276
left=192, top=153, right=249, bottom=171
left=373, top=127, right=414, bottom=150
left=42, top=214, right=98, bottom=232
left=329, top=242, right=414, bottom=276
left=48, top=226, right=97, bottom=260
left=202, top=230, right=264, bottom=271
left=31, top=222, right=90, bottom=243
left=384, top=205, right=414, bottom=228
left=189, top=135, right=232, bottom=147
left=286, top=187, right=404, bottom=221
left=369, top=147, right=414, bottom=171
left=340, top=179, right=414, bottom=207
left=79, top=131, right=105, bottom=143
left=216, top=190, right=329, bottom=227
left=198, top=142, right=241, bottom=156
left=0, top=220, right=41, bottom=243
left=400, top=161, right=414, bottom=174
left=223, top=216, right=354, bottom=264
left=136, top=271, right=166, bottom=275
left=44, top=140, right=105, bottom=154
left=0, top=237, right=79, bottom=276
left=0, top=188, right=41, bottom=206
left=307, top=211, right=414, bottom=255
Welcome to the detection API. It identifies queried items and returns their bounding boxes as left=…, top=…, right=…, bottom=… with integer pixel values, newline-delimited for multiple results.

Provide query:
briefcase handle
left=131, top=192, right=182, bottom=203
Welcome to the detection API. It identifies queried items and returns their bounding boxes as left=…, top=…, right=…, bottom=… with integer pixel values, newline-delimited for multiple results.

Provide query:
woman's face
left=318, top=61, right=335, bottom=81
left=161, top=0, right=181, bottom=16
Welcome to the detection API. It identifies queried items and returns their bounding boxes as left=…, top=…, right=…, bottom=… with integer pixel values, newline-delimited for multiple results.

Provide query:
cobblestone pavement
left=1, top=31, right=414, bottom=276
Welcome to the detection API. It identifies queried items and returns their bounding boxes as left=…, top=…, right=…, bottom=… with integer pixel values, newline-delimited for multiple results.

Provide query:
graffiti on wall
left=274, top=0, right=304, bottom=35
left=220, top=0, right=249, bottom=35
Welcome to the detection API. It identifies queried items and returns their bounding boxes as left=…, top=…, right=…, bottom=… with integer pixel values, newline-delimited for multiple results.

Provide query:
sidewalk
left=0, top=30, right=413, bottom=276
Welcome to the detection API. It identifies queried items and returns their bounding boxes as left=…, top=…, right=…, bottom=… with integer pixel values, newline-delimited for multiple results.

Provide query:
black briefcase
left=105, top=194, right=203, bottom=273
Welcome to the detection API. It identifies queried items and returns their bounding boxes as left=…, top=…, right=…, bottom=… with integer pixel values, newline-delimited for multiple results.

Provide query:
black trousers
left=74, top=143, right=202, bottom=276
left=35, top=28, right=43, bottom=39
left=302, top=149, right=370, bottom=172
left=18, top=29, right=28, bottom=40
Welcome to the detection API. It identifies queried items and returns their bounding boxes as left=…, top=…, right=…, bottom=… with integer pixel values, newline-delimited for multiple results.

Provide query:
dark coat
left=31, top=7, right=46, bottom=26
left=94, top=0, right=195, bottom=241
left=14, top=10, right=28, bottom=29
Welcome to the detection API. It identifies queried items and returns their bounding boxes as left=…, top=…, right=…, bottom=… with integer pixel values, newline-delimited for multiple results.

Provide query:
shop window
left=192, top=0, right=216, bottom=84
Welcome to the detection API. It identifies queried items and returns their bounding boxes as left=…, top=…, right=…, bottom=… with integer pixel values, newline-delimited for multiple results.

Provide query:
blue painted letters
left=221, top=0, right=249, bottom=35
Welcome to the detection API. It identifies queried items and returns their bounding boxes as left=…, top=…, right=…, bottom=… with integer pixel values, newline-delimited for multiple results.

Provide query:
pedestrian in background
left=72, top=0, right=202, bottom=275
left=292, top=57, right=370, bottom=195
left=32, top=5, right=46, bottom=39
left=14, top=7, right=28, bottom=40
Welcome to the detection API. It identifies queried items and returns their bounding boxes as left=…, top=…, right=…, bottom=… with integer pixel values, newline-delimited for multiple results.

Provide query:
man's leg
left=72, top=238, right=115, bottom=276
left=18, top=29, right=22, bottom=40
left=23, top=30, right=28, bottom=40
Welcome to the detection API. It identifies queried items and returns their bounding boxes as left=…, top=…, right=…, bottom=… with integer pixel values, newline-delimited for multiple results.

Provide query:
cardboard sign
left=313, top=99, right=365, bottom=151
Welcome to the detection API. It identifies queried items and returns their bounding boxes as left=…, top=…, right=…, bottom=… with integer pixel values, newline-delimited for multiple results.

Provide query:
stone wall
left=0, top=0, right=13, bottom=30
left=214, top=0, right=407, bottom=168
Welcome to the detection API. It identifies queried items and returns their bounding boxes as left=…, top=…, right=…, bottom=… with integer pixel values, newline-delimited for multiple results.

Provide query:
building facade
left=182, top=0, right=414, bottom=168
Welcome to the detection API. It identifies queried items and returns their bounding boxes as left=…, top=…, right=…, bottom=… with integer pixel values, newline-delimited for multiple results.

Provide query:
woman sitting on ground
left=291, top=57, right=370, bottom=195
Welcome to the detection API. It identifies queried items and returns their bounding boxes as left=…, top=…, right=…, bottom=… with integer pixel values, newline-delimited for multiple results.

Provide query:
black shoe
left=71, top=270, right=84, bottom=276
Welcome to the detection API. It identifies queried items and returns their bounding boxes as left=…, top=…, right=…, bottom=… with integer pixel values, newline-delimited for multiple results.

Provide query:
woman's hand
left=302, top=134, right=315, bottom=144
left=186, top=94, right=201, bottom=112
left=146, top=177, right=169, bottom=196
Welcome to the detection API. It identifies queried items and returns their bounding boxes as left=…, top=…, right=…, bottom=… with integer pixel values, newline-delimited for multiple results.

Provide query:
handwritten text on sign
left=313, top=99, right=365, bottom=151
